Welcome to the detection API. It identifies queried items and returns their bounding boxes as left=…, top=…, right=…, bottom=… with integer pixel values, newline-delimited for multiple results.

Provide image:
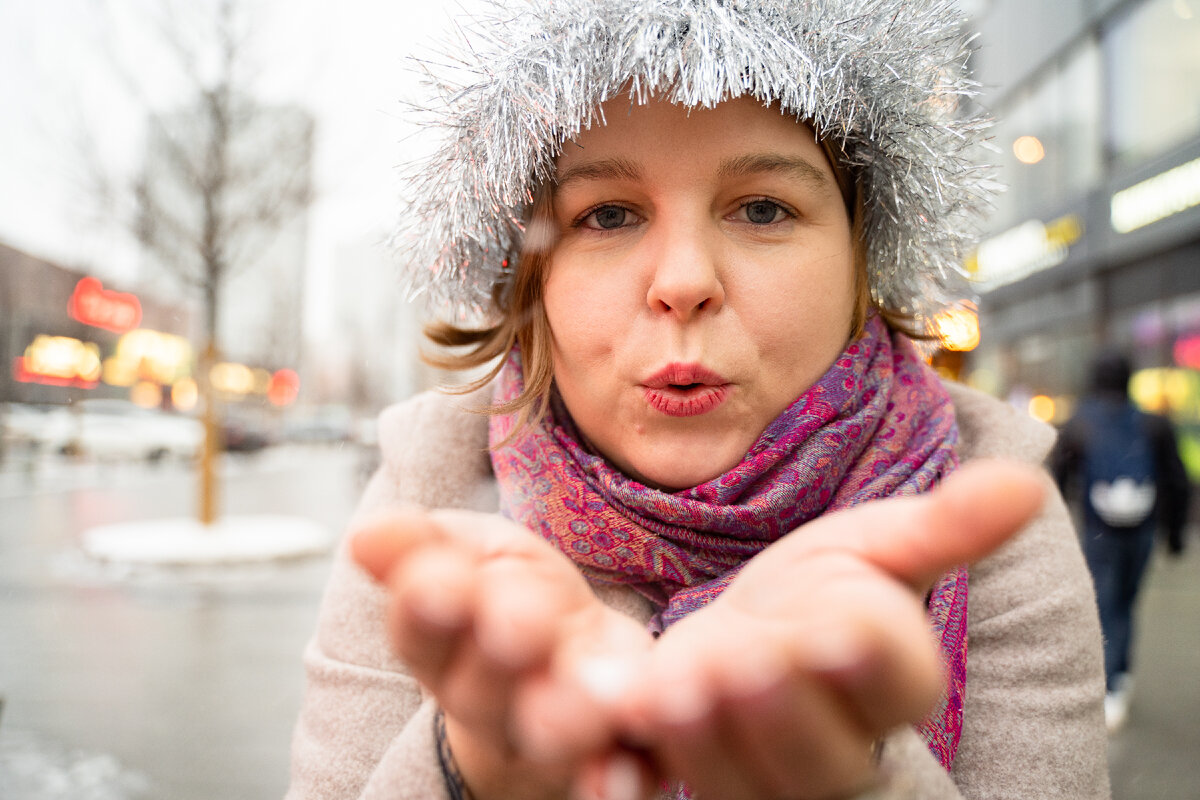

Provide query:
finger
left=716, top=661, right=877, bottom=800
left=624, top=658, right=759, bottom=800
left=857, top=458, right=1046, bottom=588
left=350, top=507, right=446, bottom=582
left=572, top=749, right=657, bottom=800
left=787, top=582, right=945, bottom=734
left=769, top=459, right=1045, bottom=592
left=511, top=617, right=655, bottom=762
left=386, top=545, right=476, bottom=682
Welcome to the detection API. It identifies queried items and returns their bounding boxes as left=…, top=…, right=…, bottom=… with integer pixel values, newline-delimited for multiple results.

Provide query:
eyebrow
left=716, top=153, right=836, bottom=192
left=554, top=152, right=837, bottom=194
left=554, top=158, right=644, bottom=189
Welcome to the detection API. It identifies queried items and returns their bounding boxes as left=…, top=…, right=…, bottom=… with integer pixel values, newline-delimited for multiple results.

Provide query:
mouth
left=642, top=363, right=730, bottom=417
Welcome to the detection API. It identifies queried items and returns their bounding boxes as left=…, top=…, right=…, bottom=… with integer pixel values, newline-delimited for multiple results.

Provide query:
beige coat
left=287, top=382, right=1111, bottom=799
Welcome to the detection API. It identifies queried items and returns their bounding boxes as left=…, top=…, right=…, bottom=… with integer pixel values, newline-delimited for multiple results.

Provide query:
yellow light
left=1028, top=394, right=1056, bottom=423
left=114, top=329, right=193, bottom=384
left=210, top=361, right=256, bottom=395
left=172, top=378, right=199, bottom=411
left=934, top=304, right=981, bottom=352
left=1130, top=367, right=1197, bottom=415
left=1013, top=135, right=1045, bottom=165
left=102, top=356, right=137, bottom=387
left=130, top=381, right=162, bottom=409
left=76, top=343, right=102, bottom=382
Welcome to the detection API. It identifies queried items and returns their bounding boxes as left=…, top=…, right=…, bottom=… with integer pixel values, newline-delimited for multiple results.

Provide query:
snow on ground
left=0, top=728, right=151, bottom=800
left=82, top=515, right=332, bottom=565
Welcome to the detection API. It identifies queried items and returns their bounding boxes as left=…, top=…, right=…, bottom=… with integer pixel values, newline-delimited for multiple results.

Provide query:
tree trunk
left=198, top=273, right=221, bottom=526
left=198, top=340, right=220, bottom=526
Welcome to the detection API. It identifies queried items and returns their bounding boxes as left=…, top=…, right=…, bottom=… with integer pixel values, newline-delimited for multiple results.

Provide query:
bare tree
left=96, top=0, right=314, bottom=524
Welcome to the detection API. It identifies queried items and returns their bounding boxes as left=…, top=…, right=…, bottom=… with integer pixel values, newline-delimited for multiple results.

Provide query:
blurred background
left=0, top=0, right=1197, bottom=798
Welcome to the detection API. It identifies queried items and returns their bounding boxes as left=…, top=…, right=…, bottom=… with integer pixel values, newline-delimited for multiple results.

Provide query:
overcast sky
left=0, top=0, right=482, bottom=338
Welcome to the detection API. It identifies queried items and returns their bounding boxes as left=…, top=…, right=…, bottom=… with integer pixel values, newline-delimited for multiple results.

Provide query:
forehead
left=554, top=95, right=837, bottom=183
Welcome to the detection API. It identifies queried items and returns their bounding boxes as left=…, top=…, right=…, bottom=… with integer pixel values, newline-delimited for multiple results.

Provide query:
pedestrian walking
left=287, top=2, right=1110, bottom=798
left=1052, top=349, right=1190, bottom=732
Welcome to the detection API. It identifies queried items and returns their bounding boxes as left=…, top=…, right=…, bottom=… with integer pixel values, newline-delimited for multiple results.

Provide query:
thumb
left=781, top=459, right=1046, bottom=592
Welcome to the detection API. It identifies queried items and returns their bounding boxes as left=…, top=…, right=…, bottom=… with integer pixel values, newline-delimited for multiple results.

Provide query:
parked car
left=221, top=419, right=272, bottom=453
left=1, top=403, right=55, bottom=450
left=283, top=406, right=354, bottom=445
left=38, top=399, right=204, bottom=462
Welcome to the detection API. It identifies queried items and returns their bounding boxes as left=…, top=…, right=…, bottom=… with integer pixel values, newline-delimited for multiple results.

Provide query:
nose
left=644, top=221, right=725, bottom=321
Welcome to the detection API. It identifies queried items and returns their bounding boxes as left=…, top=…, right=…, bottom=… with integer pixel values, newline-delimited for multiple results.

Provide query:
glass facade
left=1108, top=0, right=1200, bottom=164
left=991, top=41, right=1103, bottom=230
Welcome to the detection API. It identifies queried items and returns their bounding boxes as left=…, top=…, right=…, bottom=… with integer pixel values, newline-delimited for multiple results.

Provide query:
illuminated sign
left=1111, top=156, right=1200, bottom=233
left=104, top=329, right=193, bottom=387
left=967, top=214, right=1083, bottom=290
left=206, top=361, right=299, bottom=406
left=68, top=277, right=143, bottom=333
left=13, top=335, right=102, bottom=388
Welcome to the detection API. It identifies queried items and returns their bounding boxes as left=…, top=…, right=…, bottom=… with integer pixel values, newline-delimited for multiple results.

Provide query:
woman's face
left=544, top=95, right=856, bottom=490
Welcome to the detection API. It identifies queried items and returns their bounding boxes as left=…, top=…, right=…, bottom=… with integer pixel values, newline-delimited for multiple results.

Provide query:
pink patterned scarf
left=489, top=315, right=966, bottom=768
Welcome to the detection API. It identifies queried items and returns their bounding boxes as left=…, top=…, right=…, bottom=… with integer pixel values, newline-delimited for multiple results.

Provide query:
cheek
left=543, top=260, right=631, bottom=362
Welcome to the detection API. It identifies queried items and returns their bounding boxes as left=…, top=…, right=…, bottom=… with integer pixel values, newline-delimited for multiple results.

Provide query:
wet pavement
left=0, top=446, right=1197, bottom=798
left=1106, top=537, right=1200, bottom=800
left=0, top=445, right=365, bottom=800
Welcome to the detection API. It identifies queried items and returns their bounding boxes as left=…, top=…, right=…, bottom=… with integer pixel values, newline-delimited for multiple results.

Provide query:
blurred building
left=0, top=242, right=193, bottom=407
left=966, top=0, right=1200, bottom=471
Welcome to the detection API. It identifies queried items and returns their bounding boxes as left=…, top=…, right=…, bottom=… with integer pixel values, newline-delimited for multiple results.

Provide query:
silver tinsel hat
left=397, top=0, right=994, bottom=322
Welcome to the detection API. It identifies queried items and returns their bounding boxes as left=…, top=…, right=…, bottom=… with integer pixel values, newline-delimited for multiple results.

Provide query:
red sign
left=68, top=277, right=143, bottom=333
left=12, top=356, right=99, bottom=389
left=1175, top=334, right=1200, bottom=370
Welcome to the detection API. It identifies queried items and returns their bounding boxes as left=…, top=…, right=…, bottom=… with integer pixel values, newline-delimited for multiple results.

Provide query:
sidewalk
left=1107, top=531, right=1200, bottom=799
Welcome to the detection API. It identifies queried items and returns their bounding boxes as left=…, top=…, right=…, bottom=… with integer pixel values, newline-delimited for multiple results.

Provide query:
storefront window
left=1108, top=0, right=1200, bottom=164
left=1110, top=292, right=1200, bottom=481
left=990, top=41, right=1102, bottom=230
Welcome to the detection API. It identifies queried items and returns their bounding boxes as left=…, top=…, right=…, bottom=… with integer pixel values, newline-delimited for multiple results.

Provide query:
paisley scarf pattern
left=489, top=315, right=966, bottom=769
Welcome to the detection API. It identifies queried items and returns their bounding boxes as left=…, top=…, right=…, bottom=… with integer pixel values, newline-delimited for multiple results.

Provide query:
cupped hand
left=350, top=508, right=656, bottom=800
left=607, top=459, right=1046, bottom=800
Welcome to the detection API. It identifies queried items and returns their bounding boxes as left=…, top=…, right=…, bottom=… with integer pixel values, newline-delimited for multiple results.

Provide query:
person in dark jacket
left=1051, top=349, right=1190, bottom=731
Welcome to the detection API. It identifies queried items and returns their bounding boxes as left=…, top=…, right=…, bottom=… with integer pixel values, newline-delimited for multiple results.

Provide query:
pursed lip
left=641, top=362, right=730, bottom=417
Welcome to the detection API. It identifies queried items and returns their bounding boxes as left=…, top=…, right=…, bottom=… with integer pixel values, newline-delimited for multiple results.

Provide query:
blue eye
left=744, top=200, right=785, bottom=224
left=588, top=206, right=628, bottom=229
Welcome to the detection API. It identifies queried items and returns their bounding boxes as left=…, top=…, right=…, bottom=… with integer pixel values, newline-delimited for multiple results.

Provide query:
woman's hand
left=350, top=508, right=656, bottom=800
left=608, top=459, right=1046, bottom=800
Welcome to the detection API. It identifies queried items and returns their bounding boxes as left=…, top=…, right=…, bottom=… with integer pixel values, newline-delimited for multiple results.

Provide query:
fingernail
left=576, top=654, right=637, bottom=704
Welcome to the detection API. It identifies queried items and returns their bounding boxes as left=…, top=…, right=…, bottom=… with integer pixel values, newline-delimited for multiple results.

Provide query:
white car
left=38, top=399, right=204, bottom=462
left=1, top=403, right=55, bottom=450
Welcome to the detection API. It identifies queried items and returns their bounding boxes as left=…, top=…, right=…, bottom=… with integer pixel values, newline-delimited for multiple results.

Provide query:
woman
left=287, top=2, right=1108, bottom=799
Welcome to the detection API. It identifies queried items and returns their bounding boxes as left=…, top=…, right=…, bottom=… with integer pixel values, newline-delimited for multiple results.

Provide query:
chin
left=629, top=448, right=743, bottom=492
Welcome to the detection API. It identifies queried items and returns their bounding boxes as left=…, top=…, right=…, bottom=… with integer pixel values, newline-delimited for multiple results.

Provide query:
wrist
left=435, top=707, right=476, bottom=800
left=438, top=708, right=571, bottom=800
